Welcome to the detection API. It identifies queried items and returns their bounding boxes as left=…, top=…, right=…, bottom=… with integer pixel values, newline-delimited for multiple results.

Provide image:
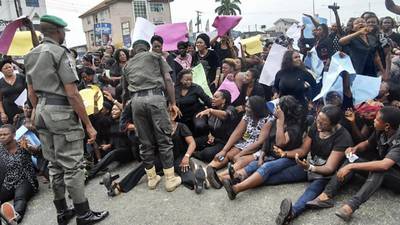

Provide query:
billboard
left=94, top=23, right=112, bottom=46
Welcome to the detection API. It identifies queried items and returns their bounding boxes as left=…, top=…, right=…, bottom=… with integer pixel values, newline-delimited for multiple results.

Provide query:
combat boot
left=163, top=167, right=182, bottom=192
left=53, top=199, right=75, bottom=225
left=145, top=166, right=161, bottom=189
left=74, top=200, right=109, bottom=225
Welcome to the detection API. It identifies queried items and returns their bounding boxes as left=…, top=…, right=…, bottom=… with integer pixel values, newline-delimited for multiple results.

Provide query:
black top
left=108, top=119, right=131, bottom=149
left=389, top=32, right=400, bottom=47
left=172, top=122, right=193, bottom=158
left=368, top=130, right=400, bottom=170
left=341, top=35, right=379, bottom=76
left=264, top=120, right=304, bottom=157
left=274, top=67, right=317, bottom=105
left=192, top=50, right=218, bottom=84
left=175, top=84, right=212, bottom=123
left=308, top=124, right=353, bottom=160
left=0, top=74, right=26, bottom=124
left=208, top=105, right=238, bottom=143
left=213, top=42, right=235, bottom=67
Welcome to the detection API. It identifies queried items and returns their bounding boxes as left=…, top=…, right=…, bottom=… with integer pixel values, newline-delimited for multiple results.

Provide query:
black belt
left=131, top=88, right=164, bottom=97
left=45, top=98, right=70, bottom=106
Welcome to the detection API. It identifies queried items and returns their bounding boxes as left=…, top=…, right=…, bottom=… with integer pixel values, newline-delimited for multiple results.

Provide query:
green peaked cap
left=40, top=15, right=68, bottom=28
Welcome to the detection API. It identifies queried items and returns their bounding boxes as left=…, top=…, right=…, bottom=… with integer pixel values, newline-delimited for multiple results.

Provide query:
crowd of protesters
left=1, top=3, right=400, bottom=225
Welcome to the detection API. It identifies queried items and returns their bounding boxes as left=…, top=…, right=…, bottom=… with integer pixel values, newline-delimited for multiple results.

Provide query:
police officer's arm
left=27, top=84, right=37, bottom=122
left=160, top=59, right=182, bottom=116
left=58, top=52, right=97, bottom=143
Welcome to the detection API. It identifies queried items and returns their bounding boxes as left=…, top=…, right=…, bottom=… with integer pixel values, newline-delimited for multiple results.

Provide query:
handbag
left=307, top=155, right=331, bottom=181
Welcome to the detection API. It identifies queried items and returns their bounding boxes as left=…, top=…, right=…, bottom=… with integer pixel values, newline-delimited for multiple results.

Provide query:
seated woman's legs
left=195, top=143, right=224, bottom=163
left=292, top=179, right=329, bottom=217
left=173, top=156, right=195, bottom=190
left=218, top=155, right=256, bottom=180
left=89, top=148, right=134, bottom=179
left=12, top=180, right=35, bottom=222
left=233, top=158, right=297, bottom=193
left=208, top=147, right=241, bottom=170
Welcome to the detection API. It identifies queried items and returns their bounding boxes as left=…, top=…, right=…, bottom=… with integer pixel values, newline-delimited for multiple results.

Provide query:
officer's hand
left=169, top=104, right=182, bottom=118
left=86, top=126, right=97, bottom=144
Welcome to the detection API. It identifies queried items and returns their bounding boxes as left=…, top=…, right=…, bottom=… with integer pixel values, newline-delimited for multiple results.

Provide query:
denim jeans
left=261, top=163, right=329, bottom=217
left=292, top=179, right=329, bottom=216
left=244, top=158, right=297, bottom=183
left=324, top=158, right=400, bottom=211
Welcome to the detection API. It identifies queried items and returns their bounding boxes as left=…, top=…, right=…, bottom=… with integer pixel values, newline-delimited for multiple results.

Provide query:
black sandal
left=222, top=179, right=237, bottom=200
left=194, top=165, right=206, bottom=194
left=206, top=166, right=223, bottom=189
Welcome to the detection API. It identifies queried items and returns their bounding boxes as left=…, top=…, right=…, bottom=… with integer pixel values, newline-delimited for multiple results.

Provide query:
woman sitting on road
left=220, top=95, right=306, bottom=199
left=204, top=96, right=271, bottom=190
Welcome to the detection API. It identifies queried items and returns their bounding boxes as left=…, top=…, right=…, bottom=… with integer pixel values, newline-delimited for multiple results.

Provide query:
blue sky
left=46, top=0, right=396, bottom=47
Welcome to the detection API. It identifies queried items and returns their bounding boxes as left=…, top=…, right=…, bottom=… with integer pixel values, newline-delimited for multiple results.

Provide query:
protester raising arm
left=385, top=0, right=400, bottom=15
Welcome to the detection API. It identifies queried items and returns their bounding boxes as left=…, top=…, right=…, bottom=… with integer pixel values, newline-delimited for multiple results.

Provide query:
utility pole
left=14, top=0, right=23, bottom=17
left=312, top=0, right=316, bottom=16
left=195, top=11, right=202, bottom=33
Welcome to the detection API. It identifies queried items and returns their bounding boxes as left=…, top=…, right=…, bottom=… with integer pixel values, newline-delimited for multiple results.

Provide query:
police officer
left=24, top=15, right=109, bottom=225
left=121, top=40, right=182, bottom=192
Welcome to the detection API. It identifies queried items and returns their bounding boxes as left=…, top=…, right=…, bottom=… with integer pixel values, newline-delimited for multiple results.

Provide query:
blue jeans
left=292, top=179, right=329, bottom=217
left=244, top=158, right=297, bottom=183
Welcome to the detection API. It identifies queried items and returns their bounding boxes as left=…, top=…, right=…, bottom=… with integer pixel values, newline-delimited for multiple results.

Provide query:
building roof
left=79, top=0, right=174, bottom=18
left=79, top=0, right=130, bottom=18
left=273, top=18, right=299, bottom=25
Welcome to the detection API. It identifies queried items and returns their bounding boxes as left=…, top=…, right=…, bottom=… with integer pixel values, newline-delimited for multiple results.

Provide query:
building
left=272, top=18, right=299, bottom=33
left=79, top=0, right=173, bottom=51
left=0, top=0, right=47, bottom=32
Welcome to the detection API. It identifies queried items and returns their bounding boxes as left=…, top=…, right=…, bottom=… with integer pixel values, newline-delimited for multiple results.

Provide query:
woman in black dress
left=175, top=69, right=212, bottom=133
left=191, top=33, right=219, bottom=91
left=274, top=50, right=317, bottom=107
left=0, top=60, right=26, bottom=125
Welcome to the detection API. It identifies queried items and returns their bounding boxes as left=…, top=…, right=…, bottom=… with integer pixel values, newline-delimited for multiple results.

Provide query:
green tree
left=215, top=0, right=242, bottom=15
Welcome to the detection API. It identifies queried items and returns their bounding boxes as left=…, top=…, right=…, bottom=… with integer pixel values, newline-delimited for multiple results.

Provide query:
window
left=133, top=0, right=147, bottom=18
left=25, top=0, right=39, bottom=7
left=150, top=3, right=163, bottom=13
left=87, top=17, right=91, bottom=25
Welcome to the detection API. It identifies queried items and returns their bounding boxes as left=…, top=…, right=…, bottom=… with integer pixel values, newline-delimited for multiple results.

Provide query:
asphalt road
left=21, top=160, right=400, bottom=225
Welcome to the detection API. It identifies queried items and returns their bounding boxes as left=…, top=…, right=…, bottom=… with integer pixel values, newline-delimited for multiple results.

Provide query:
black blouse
left=274, top=67, right=317, bottom=104
left=341, top=35, right=379, bottom=76
left=0, top=74, right=26, bottom=124
left=191, top=50, right=218, bottom=84
left=175, top=84, right=212, bottom=123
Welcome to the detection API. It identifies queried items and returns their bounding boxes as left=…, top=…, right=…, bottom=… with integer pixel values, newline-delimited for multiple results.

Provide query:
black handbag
left=307, top=155, right=331, bottom=181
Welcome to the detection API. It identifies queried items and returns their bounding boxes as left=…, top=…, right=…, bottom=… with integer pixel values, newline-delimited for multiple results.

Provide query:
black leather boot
left=74, top=200, right=109, bottom=225
left=53, top=199, right=75, bottom=225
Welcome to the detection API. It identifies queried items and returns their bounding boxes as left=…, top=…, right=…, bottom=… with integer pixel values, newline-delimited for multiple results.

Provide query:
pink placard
left=155, top=23, right=188, bottom=52
left=0, top=16, right=26, bottom=54
left=217, top=79, right=240, bottom=103
left=212, top=16, right=242, bottom=37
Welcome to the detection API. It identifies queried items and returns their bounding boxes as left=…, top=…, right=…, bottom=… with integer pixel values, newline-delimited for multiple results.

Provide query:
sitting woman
left=102, top=110, right=196, bottom=196
left=175, top=69, right=212, bottom=133
left=268, top=105, right=353, bottom=225
left=205, top=96, right=271, bottom=189
left=221, top=95, right=306, bottom=199
left=193, top=90, right=238, bottom=163
left=0, top=125, right=39, bottom=224
left=87, top=104, right=138, bottom=180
